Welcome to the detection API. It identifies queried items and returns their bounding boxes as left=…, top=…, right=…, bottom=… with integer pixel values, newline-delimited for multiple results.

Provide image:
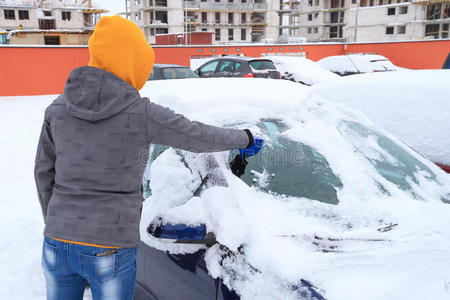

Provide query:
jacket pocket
left=79, top=251, right=118, bottom=283
left=42, top=238, right=58, bottom=271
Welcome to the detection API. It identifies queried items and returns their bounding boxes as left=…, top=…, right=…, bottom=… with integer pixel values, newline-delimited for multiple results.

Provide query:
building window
left=399, top=6, right=408, bottom=14
left=330, top=25, right=343, bottom=38
left=397, top=25, right=406, bottom=34
left=215, top=28, right=221, bottom=41
left=228, top=12, right=233, bottom=24
left=331, top=0, right=344, bottom=8
left=39, top=19, right=56, bottom=29
left=241, top=13, right=246, bottom=23
left=307, top=27, right=312, bottom=34
left=314, top=27, right=318, bottom=33
left=18, top=10, right=29, bottom=20
left=387, top=8, right=396, bottom=15
left=201, top=12, right=207, bottom=24
left=314, top=0, right=320, bottom=5
left=352, top=0, right=357, bottom=3
left=43, top=11, right=52, bottom=17
left=155, top=28, right=168, bottom=34
left=228, top=28, right=233, bottom=40
left=386, top=26, right=394, bottom=34
left=241, top=28, right=246, bottom=40
left=4, top=10, right=15, bottom=20
left=44, top=35, right=60, bottom=45
left=308, top=14, right=312, bottom=21
left=425, top=24, right=440, bottom=38
left=215, top=12, right=220, bottom=24
left=308, top=0, right=313, bottom=6
left=62, top=11, right=71, bottom=21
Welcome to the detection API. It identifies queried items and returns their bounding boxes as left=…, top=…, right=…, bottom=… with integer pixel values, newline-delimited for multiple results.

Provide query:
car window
left=239, top=120, right=342, bottom=204
left=199, top=60, right=219, bottom=74
left=218, top=61, right=234, bottom=72
left=248, top=60, right=277, bottom=71
left=338, top=120, right=439, bottom=198
left=147, top=68, right=156, bottom=80
left=218, top=61, right=241, bottom=72
left=161, top=67, right=198, bottom=79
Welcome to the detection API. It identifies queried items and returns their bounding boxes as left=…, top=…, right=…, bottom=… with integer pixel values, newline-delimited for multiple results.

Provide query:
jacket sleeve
left=145, top=101, right=252, bottom=152
left=34, top=113, right=56, bottom=222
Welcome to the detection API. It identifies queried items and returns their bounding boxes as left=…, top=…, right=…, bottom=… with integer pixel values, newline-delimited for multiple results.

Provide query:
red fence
left=0, top=40, right=449, bottom=96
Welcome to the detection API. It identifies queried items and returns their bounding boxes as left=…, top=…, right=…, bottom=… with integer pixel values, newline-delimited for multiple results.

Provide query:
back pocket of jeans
left=42, top=239, right=58, bottom=271
left=79, top=252, right=118, bottom=283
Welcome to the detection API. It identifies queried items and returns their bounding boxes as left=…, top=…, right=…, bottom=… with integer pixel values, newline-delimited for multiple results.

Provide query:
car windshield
left=143, top=119, right=446, bottom=204
left=162, top=67, right=198, bottom=79
left=248, top=60, right=277, bottom=71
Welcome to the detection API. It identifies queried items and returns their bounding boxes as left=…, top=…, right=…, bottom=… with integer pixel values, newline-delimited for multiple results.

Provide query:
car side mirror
left=194, top=69, right=200, bottom=75
left=147, top=218, right=216, bottom=247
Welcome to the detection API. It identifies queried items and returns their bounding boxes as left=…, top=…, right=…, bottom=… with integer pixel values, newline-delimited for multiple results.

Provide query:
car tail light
left=243, top=73, right=254, bottom=78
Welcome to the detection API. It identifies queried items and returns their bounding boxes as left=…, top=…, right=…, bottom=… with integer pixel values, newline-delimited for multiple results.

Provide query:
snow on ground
left=312, top=69, right=450, bottom=166
left=0, top=95, right=93, bottom=299
left=140, top=78, right=450, bottom=300
left=264, top=56, right=340, bottom=85
left=1, top=76, right=450, bottom=300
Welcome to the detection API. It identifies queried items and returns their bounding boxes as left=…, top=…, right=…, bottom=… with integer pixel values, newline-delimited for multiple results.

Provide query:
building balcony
left=183, top=1, right=267, bottom=12
left=143, top=22, right=169, bottom=27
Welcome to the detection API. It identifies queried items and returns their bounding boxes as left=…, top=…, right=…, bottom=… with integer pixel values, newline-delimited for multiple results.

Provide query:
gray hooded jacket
left=34, top=66, right=252, bottom=248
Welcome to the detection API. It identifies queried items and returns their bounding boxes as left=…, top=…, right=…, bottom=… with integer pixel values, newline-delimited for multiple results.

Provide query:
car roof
left=213, top=56, right=273, bottom=62
left=154, top=64, right=190, bottom=68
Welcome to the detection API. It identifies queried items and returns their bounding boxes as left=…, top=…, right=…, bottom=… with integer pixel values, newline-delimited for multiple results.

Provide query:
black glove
left=230, top=154, right=248, bottom=178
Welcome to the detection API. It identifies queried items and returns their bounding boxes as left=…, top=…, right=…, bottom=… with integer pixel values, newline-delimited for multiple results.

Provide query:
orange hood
left=88, top=16, right=154, bottom=91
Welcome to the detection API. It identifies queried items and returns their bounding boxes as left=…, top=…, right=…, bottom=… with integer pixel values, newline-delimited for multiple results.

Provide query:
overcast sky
left=95, top=0, right=126, bottom=15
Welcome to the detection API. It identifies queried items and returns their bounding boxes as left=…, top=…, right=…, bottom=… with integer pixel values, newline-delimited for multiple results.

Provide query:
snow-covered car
left=317, top=54, right=402, bottom=76
left=136, top=78, right=450, bottom=300
left=264, top=55, right=340, bottom=85
left=312, top=69, right=450, bottom=174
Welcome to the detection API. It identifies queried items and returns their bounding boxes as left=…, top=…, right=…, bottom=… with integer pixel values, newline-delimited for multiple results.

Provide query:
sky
left=94, top=0, right=126, bottom=15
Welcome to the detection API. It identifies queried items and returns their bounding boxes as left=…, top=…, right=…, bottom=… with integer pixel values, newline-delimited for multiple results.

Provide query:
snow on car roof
left=264, top=55, right=340, bottom=85
left=140, top=78, right=450, bottom=300
left=317, top=54, right=399, bottom=73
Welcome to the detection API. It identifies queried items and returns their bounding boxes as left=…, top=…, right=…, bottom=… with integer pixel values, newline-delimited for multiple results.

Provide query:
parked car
left=137, top=78, right=450, bottom=300
left=264, top=55, right=340, bottom=85
left=442, top=52, right=450, bottom=69
left=317, top=54, right=402, bottom=76
left=194, top=57, right=281, bottom=79
left=148, top=64, right=198, bottom=80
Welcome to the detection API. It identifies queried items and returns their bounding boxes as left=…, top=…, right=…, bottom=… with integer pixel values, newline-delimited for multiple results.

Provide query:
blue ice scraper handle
left=240, top=137, right=264, bottom=159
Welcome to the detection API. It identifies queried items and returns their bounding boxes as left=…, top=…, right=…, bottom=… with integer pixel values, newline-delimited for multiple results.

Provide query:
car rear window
left=161, top=67, right=198, bottom=79
left=248, top=60, right=277, bottom=71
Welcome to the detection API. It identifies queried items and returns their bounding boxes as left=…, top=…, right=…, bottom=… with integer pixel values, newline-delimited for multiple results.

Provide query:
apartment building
left=279, top=0, right=449, bottom=42
left=0, top=0, right=105, bottom=44
left=126, top=0, right=280, bottom=44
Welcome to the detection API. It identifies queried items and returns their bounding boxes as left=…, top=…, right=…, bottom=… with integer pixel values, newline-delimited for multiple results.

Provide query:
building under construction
left=279, top=0, right=449, bottom=42
left=0, top=0, right=107, bottom=45
left=125, top=0, right=449, bottom=44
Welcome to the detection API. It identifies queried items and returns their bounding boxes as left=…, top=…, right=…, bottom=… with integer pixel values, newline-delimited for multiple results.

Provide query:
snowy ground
left=1, top=76, right=450, bottom=299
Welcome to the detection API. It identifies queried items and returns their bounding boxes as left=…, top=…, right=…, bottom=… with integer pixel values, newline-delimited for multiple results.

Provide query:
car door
left=215, top=60, right=241, bottom=78
left=197, top=60, right=220, bottom=78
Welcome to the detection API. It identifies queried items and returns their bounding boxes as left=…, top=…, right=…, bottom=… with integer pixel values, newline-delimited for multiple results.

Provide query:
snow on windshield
left=312, top=69, right=450, bottom=167
left=265, top=55, right=340, bottom=85
left=140, top=78, right=450, bottom=300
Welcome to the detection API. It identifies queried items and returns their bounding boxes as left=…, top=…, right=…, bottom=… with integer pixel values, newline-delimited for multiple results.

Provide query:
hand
left=239, top=138, right=264, bottom=159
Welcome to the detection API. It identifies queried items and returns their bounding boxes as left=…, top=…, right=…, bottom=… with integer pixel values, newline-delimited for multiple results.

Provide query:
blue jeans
left=42, top=237, right=137, bottom=300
